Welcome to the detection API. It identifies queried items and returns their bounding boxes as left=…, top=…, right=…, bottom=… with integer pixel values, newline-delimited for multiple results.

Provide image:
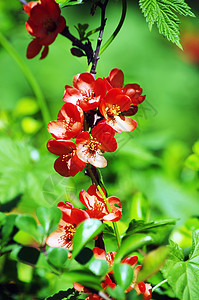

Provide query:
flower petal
left=47, top=138, right=76, bottom=156
left=26, top=38, right=42, bottom=59
left=107, top=68, right=124, bottom=88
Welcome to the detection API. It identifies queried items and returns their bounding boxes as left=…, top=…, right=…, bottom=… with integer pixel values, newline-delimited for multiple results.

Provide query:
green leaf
left=129, top=192, right=150, bottom=220
left=36, top=206, right=61, bottom=236
left=55, top=0, right=84, bottom=7
left=137, top=246, right=169, bottom=282
left=106, top=285, right=125, bottom=300
left=113, top=263, right=134, bottom=291
left=0, top=212, right=6, bottom=227
left=1, top=214, right=17, bottom=246
left=139, top=0, right=195, bottom=48
left=15, top=215, right=41, bottom=243
left=125, top=218, right=176, bottom=236
left=192, top=140, right=199, bottom=156
left=114, top=233, right=153, bottom=263
left=72, top=219, right=104, bottom=258
left=162, top=231, right=199, bottom=300
left=88, top=259, right=109, bottom=276
left=47, top=247, right=68, bottom=269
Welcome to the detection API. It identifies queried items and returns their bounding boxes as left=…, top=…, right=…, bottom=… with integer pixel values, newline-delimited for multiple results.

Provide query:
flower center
left=61, top=152, right=73, bottom=163
left=59, top=224, right=76, bottom=247
left=62, top=118, right=74, bottom=136
left=106, top=104, right=121, bottom=118
left=43, top=19, right=57, bottom=34
left=81, top=90, right=95, bottom=102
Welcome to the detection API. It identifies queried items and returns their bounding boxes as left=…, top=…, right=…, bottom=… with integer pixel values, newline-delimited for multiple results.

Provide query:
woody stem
left=86, top=164, right=121, bottom=248
left=90, top=0, right=109, bottom=76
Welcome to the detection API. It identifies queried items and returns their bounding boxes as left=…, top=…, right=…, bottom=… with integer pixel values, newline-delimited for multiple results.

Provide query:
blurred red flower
left=23, top=0, right=66, bottom=59
left=79, top=184, right=122, bottom=222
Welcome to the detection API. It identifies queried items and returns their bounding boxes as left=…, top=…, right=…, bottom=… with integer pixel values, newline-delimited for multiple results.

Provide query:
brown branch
left=90, top=0, right=109, bottom=76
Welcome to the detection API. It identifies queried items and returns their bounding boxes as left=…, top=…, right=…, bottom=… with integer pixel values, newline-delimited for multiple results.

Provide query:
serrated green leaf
left=36, top=206, right=61, bottom=236
left=15, top=215, right=42, bottom=243
left=139, top=0, right=195, bottom=47
left=47, top=247, right=68, bottom=268
left=137, top=246, right=169, bottom=282
left=113, top=263, right=134, bottom=291
left=162, top=231, right=199, bottom=300
left=114, top=233, right=153, bottom=263
left=72, top=219, right=104, bottom=258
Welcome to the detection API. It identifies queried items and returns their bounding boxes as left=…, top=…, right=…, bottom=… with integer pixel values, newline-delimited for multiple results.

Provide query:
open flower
left=23, top=0, right=66, bottom=59
left=74, top=247, right=152, bottom=300
left=63, top=72, right=106, bottom=111
left=100, top=88, right=137, bottom=133
left=46, top=201, right=89, bottom=250
left=76, top=122, right=117, bottom=168
left=105, top=68, right=146, bottom=106
left=79, top=184, right=122, bottom=222
left=47, top=139, right=86, bottom=177
left=47, top=103, right=84, bottom=140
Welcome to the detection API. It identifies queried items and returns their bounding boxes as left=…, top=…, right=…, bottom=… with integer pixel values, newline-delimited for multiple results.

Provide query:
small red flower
left=47, top=103, right=84, bottom=140
left=76, top=122, right=117, bottom=168
left=24, top=0, right=66, bottom=59
left=63, top=72, right=106, bottom=111
left=46, top=201, right=89, bottom=250
left=100, top=88, right=137, bottom=133
left=79, top=184, right=122, bottom=222
left=105, top=68, right=146, bottom=106
left=47, top=139, right=86, bottom=177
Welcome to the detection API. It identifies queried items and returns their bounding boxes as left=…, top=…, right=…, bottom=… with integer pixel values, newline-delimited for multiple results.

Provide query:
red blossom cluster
left=45, top=68, right=150, bottom=299
left=47, top=68, right=145, bottom=176
left=74, top=247, right=152, bottom=300
left=23, top=0, right=66, bottom=59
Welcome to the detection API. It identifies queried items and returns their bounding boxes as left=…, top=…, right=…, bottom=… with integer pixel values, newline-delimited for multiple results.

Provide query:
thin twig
left=90, top=0, right=109, bottom=76
left=60, top=26, right=93, bottom=64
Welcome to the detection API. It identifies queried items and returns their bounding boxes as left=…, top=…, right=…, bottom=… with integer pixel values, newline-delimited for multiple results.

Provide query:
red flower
left=100, top=88, right=137, bottom=133
left=46, top=201, right=89, bottom=250
left=47, top=103, right=84, bottom=140
left=47, top=139, right=86, bottom=177
left=79, top=184, right=122, bottom=222
left=23, top=0, right=66, bottom=59
left=76, top=122, right=117, bottom=168
left=63, top=72, right=106, bottom=111
left=74, top=247, right=152, bottom=300
left=105, top=68, right=146, bottom=106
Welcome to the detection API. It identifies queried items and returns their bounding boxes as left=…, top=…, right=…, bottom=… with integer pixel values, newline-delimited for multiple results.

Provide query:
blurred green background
left=0, top=0, right=199, bottom=298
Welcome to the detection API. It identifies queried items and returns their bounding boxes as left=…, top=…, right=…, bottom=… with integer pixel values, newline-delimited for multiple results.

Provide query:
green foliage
left=125, top=219, right=177, bottom=236
left=114, top=233, right=153, bottom=263
left=113, top=263, right=134, bottom=291
left=106, top=286, right=125, bottom=300
left=15, top=215, right=42, bottom=243
left=55, top=0, right=84, bottom=7
left=185, top=140, right=199, bottom=171
left=72, top=219, right=104, bottom=258
left=88, top=258, right=109, bottom=276
left=139, top=0, right=195, bottom=48
left=36, top=206, right=62, bottom=236
left=137, top=246, right=169, bottom=282
left=46, top=288, right=80, bottom=300
left=162, top=231, right=199, bottom=300
left=129, top=192, right=150, bottom=221
left=47, top=247, right=68, bottom=269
